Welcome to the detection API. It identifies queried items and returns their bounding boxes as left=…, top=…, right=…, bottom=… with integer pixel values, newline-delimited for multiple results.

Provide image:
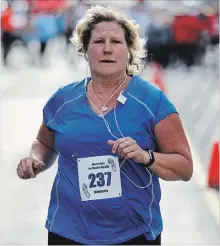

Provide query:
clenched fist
left=16, top=157, right=45, bottom=179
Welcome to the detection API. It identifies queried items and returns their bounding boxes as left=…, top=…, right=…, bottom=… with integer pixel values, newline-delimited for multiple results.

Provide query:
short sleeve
left=43, top=87, right=63, bottom=130
left=154, top=91, right=178, bottom=126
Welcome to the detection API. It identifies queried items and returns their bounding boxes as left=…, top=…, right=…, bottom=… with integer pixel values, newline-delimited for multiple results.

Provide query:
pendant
left=102, top=106, right=108, bottom=112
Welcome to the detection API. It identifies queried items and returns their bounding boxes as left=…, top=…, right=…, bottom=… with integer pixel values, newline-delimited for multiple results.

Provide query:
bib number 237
left=77, top=156, right=122, bottom=201
left=89, top=172, right=111, bottom=188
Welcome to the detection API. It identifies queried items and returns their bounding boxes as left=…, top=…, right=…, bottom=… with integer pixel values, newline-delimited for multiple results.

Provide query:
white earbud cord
left=92, top=75, right=127, bottom=113
left=84, top=63, right=152, bottom=188
left=114, top=106, right=155, bottom=232
left=114, top=108, right=152, bottom=189
left=85, top=78, right=152, bottom=188
left=84, top=63, right=154, bottom=233
left=84, top=76, right=118, bottom=139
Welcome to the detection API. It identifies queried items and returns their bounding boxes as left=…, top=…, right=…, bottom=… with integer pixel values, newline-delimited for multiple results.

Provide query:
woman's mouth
left=100, top=60, right=115, bottom=63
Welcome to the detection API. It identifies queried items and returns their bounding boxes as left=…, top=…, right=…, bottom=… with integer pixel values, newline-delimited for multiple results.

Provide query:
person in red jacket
left=1, top=1, right=29, bottom=66
left=1, top=4, right=16, bottom=65
left=172, top=13, right=203, bottom=68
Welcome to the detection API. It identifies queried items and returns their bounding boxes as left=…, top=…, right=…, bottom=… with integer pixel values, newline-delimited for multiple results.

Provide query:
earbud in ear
left=127, top=53, right=131, bottom=63
left=84, top=53, right=88, bottom=61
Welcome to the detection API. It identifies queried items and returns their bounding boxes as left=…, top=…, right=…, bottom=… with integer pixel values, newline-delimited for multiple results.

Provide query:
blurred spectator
left=126, top=0, right=150, bottom=39
left=26, top=0, right=64, bottom=66
left=205, top=11, right=219, bottom=46
left=1, top=1, right=28, bottom=65
left=146, top=18, right=173, bottom=68
left=172, top=13, right=204, bottom=68
left=62, top=0, right=90, bottom=63
left=32, top=13, right=58, bottom=65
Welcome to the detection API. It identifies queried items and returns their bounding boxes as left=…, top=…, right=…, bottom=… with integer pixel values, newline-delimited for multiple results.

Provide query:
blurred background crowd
left=1, top=0, right=219, bottom=68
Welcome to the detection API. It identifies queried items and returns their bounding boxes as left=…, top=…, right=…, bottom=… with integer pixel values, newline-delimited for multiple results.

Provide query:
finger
left=107, top=140, right=115, bottom=146
left=118, top=139, right=135, bottom=156
left=120, top=145, right=137, bottom=158
left=17, top=167, right=28, bottom=179
left=33, top=160, right=45, bottom=169
left=125, top=150, right=143, bottom=162
left=17, top=167, right=23, bottom=179
left=118, top=142, right=127, bottom=156
left=25, top=158, right=35, bottom=178
left=33, top=160, right=45, bottom=176
left=112, top=138, right=129, bottom=154
left=17, top=163, right=26, bottom=179
left=125, top=150, right=137, bottom=159
left=20, top=159, right=28, bottom=176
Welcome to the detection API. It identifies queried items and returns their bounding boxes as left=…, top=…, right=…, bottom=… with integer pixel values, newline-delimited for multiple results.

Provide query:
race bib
left=77, top=155, right=122, bottom=201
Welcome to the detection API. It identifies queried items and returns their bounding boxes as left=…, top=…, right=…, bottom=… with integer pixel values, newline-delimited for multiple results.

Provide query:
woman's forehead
left=92, top=22, right=125, bottom=37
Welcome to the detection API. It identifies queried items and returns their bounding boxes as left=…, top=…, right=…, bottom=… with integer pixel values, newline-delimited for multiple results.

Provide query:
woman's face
left=87, top=21, right=129, bottom=77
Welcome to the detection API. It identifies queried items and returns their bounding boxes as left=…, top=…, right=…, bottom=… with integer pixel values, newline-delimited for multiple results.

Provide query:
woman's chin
left=96, top=68, right=120, bottom=77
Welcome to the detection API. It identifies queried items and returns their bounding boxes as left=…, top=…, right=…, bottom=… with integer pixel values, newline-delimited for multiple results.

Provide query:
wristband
left=145, top=149, right=155, bottom=167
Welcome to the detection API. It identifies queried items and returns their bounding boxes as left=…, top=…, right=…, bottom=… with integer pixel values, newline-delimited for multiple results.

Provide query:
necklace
left=91, top=83, right=106, bottom=104
left=91, top=75, right=127, bottom=112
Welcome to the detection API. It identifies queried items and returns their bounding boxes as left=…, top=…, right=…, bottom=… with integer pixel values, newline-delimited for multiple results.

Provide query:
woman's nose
left=103, top=41, right=112, bottom=54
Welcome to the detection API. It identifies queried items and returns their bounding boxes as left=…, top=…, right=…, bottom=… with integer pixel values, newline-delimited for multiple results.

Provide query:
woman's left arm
left=148, top=113, right=193, bottom=181
left=108, top=113, right=193, bottom=182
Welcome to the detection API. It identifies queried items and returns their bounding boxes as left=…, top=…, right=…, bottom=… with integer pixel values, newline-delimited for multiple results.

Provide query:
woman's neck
left=90, top=72, right=127, bottom=91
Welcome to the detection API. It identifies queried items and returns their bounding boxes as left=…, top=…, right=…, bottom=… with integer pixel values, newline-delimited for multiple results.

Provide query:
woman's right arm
left=31, top=122, right=58, bottom=170
left=17, top=123, right=58, bottom=179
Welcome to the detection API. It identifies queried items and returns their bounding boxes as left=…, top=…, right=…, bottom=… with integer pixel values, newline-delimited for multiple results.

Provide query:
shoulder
left=43, top=78, right=86, bottom=128
left=128, top=75, right=161, bottom=102
left=44, top=78, right=86, bottom=111
left=50, top=78, right=85, bottom=102
left=58, top=78, right=85, bottom=95
left=128, top=75, right=178, bottom=126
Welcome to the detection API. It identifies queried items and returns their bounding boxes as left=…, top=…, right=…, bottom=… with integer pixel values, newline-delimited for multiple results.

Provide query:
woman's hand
left=16, top=157, right=45, bottom=179
left=108, top=137, right=149, bottom=164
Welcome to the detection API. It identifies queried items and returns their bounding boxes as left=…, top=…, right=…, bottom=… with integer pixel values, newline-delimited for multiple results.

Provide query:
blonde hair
left=70, top=5, right=147, bottom=75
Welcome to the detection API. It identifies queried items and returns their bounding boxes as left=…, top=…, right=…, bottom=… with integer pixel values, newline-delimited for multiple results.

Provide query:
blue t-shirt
left=43, top=75, right=178, bottom=244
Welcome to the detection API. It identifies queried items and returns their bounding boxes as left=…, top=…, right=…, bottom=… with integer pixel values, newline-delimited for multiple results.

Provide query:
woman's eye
left=94, top=40, right=104, bottom=44
left=112, top=40, right=121, bottom=44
